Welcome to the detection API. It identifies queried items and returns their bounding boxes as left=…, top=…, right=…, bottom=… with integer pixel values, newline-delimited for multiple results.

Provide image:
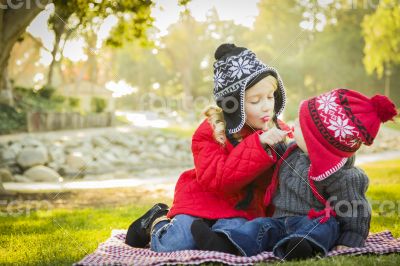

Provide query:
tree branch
left=3, top=0, right=50, bottom=44
left=0, top=1, right=5, bottom=38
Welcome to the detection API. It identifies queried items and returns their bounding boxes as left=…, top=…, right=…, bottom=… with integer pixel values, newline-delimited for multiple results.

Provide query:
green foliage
left=46, top=0, right=163, bottom=87
left=37, top=86, right=56, bottom=99
left=178, top=0, right=191, bottom=6
left=0, top=86, right=80, bottom=134
left=246, top=0, right=399, bottom=119
left=362, top=0, right=400, bottom=78
left=68, top=97, right=81, bottom=112
left=110, top=0, right=399, bottom=117
left=0, top=104, right=26, bottom=134
left=299, top=8, right=381, bottom=93
left=13, top=86, right=65, bottom=112
left=106, top=3, right=154, bottom=47
left=91, top=97, right=107, bottom=113
left=60, top=0, right=158, bottom=48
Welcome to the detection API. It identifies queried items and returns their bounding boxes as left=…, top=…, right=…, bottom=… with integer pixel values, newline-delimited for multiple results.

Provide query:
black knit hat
left=213, top=43, right=286, bottom=134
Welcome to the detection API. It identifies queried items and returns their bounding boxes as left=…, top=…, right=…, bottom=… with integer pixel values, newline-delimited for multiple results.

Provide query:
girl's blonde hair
left=204, top=75, right=279, bottom=146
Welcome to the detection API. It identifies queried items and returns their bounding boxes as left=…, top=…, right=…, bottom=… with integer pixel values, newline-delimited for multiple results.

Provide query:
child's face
left=244, top=77, right=275, bottom=130
left=293, top=118, right=308, bottom=153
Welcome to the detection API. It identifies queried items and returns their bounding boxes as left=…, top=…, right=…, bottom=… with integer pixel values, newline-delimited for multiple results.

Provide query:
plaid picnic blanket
left=74, top=230, right=400, bottom=266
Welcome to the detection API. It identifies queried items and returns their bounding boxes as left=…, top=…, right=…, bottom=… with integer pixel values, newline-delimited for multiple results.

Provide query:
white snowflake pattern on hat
left=229, top=57, right=252, bottom=79
left=214, top=69, right=225, bottom=89
left=213, top=48, right=286, bottom=133
left=317, top=93, right=339, bottom=114
left=327, top=117, right=355, bottom=139
left=315, top=90, right=359, bottom=145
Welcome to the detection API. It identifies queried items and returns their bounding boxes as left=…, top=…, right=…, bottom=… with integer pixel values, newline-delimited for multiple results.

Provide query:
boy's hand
left=333, top=245, right=350, bottom=251
left=259, top=127, right=288, bottom=147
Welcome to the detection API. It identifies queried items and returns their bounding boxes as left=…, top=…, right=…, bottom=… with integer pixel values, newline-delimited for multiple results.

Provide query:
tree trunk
left=384, top=65, right=391, bottom=97
left=85, top=32, right=98, bottom=83
left=47, top=45, right=59, bottom=87
left=0, top=0, right=50, bottom=105
left=0, top=65, right=13, bottom=105
left=47, top=19, right=66, bottom=87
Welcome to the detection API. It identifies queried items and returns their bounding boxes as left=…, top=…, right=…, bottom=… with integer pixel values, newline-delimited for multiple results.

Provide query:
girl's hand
left=259, top=127, right=288, bottom=147
left=333, top=245, right=350, bottom=251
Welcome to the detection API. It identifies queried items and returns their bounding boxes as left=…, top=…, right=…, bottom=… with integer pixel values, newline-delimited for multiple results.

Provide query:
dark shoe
left=125, top=203, right=169, bottom=248
left=284, top=237, right=315, bottom=260
left=191, top=219, right=238, bottom=254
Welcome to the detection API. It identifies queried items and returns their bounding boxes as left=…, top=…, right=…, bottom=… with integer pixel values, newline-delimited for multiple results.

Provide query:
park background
left=0, top=0, right=400, bottom=265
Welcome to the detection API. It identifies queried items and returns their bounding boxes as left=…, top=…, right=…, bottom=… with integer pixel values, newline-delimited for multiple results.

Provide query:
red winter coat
left=167, top=119, right=282, bottom=220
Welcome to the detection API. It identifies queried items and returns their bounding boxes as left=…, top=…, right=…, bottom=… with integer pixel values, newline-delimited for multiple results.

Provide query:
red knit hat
left=300, top=88, right=398, bottom=181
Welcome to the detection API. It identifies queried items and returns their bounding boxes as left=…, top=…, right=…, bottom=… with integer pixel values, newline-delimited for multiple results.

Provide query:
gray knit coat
left=272, top=143, right=371, bottom=247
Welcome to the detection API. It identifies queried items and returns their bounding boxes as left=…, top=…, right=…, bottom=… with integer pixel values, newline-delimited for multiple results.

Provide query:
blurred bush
left=0, top=103, right=26, bottom=134
left=1, top=86, right=89, bottom=134
left=91, top=97, right=107, bottom=113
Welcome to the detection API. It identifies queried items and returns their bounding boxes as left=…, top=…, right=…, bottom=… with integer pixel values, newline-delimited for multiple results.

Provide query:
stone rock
left=57, top=165, right=73, bottom=176
left=66, top=153, right=88, bottom=171
left=83, top=172, right=117, bottom=181
left=139, top=152, right=165, bottom=161
left=66, top=147, right=92, bottom=160
left=20, top=137, right=44, bottom=148
left=14, top=174, right=32, bottom=183
left=143, top=168, right=161, bottom=176
left=8, top=142, right=22, bottom=156
left=17, top=147, right=49, bottom=168
left=129, top=139, right=145, bottom=153
left=104, top=133, right=132, bottom=147
left=48, top=146, right=66, bottom=164
left=7, top=164, right=23, bottom=175
left=89, top=147, right=103, bottom=161
left=86, top=160, right=114, bottom=174
left=64, top=140, right=83, bottom=149
left=0, top=168, right=15, bottom=182
left=154, top=136, right=165, bottom=145
left=102, top=152, right=119, bottom=163
left=24, top=165, right=62, bottom=182
left=0, top=147, right=17, bottom=162
left=159, top=144, right=173, bottom=157
left=92, top=136, right=110, bottom=148
left=109, top=147, right=131, bottom=163
left=47, top=162, right=61, bottom=172
left=127, top=154, right=140, bottom=164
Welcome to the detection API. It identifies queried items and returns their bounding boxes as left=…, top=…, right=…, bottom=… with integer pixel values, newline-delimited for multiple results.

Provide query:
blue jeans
left=215, top=216, right=339, bottom=258
left=150, top=214, right=247, bottom=252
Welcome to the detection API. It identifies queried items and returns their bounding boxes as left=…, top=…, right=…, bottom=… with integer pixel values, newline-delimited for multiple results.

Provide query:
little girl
left=191, top=88, right=398, bottom=260
left=124, top=43, right=291, bottom=252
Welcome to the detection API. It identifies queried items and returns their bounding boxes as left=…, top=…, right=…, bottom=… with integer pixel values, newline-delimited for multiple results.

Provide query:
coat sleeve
left=324, top=168, right=371, bottom=247
left=191, top=120, right=277, bottom=193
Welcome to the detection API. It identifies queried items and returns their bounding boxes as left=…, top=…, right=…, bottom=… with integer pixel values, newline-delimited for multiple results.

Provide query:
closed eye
left=248, top=97, right=260, bottom=104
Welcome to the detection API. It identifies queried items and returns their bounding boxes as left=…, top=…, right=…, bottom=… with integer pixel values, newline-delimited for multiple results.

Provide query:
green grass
left=384, top=117, right=400, bottom=131
left=0, top=206, right=151, bottom=266
left=1, top=160, right=400, bottom=265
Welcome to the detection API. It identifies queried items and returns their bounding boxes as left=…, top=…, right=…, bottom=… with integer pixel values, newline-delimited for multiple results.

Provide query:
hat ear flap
left=216, top=98, right=223, bottom=109
left=273, top=89, right=283, bottom=116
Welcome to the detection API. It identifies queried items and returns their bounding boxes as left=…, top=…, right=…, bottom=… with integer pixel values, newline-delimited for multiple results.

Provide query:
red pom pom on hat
left=370, top=95, right=398, bottom=123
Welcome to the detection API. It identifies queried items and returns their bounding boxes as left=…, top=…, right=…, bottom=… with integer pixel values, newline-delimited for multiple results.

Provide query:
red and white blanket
left=74, top=230, right=400, bottom=266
